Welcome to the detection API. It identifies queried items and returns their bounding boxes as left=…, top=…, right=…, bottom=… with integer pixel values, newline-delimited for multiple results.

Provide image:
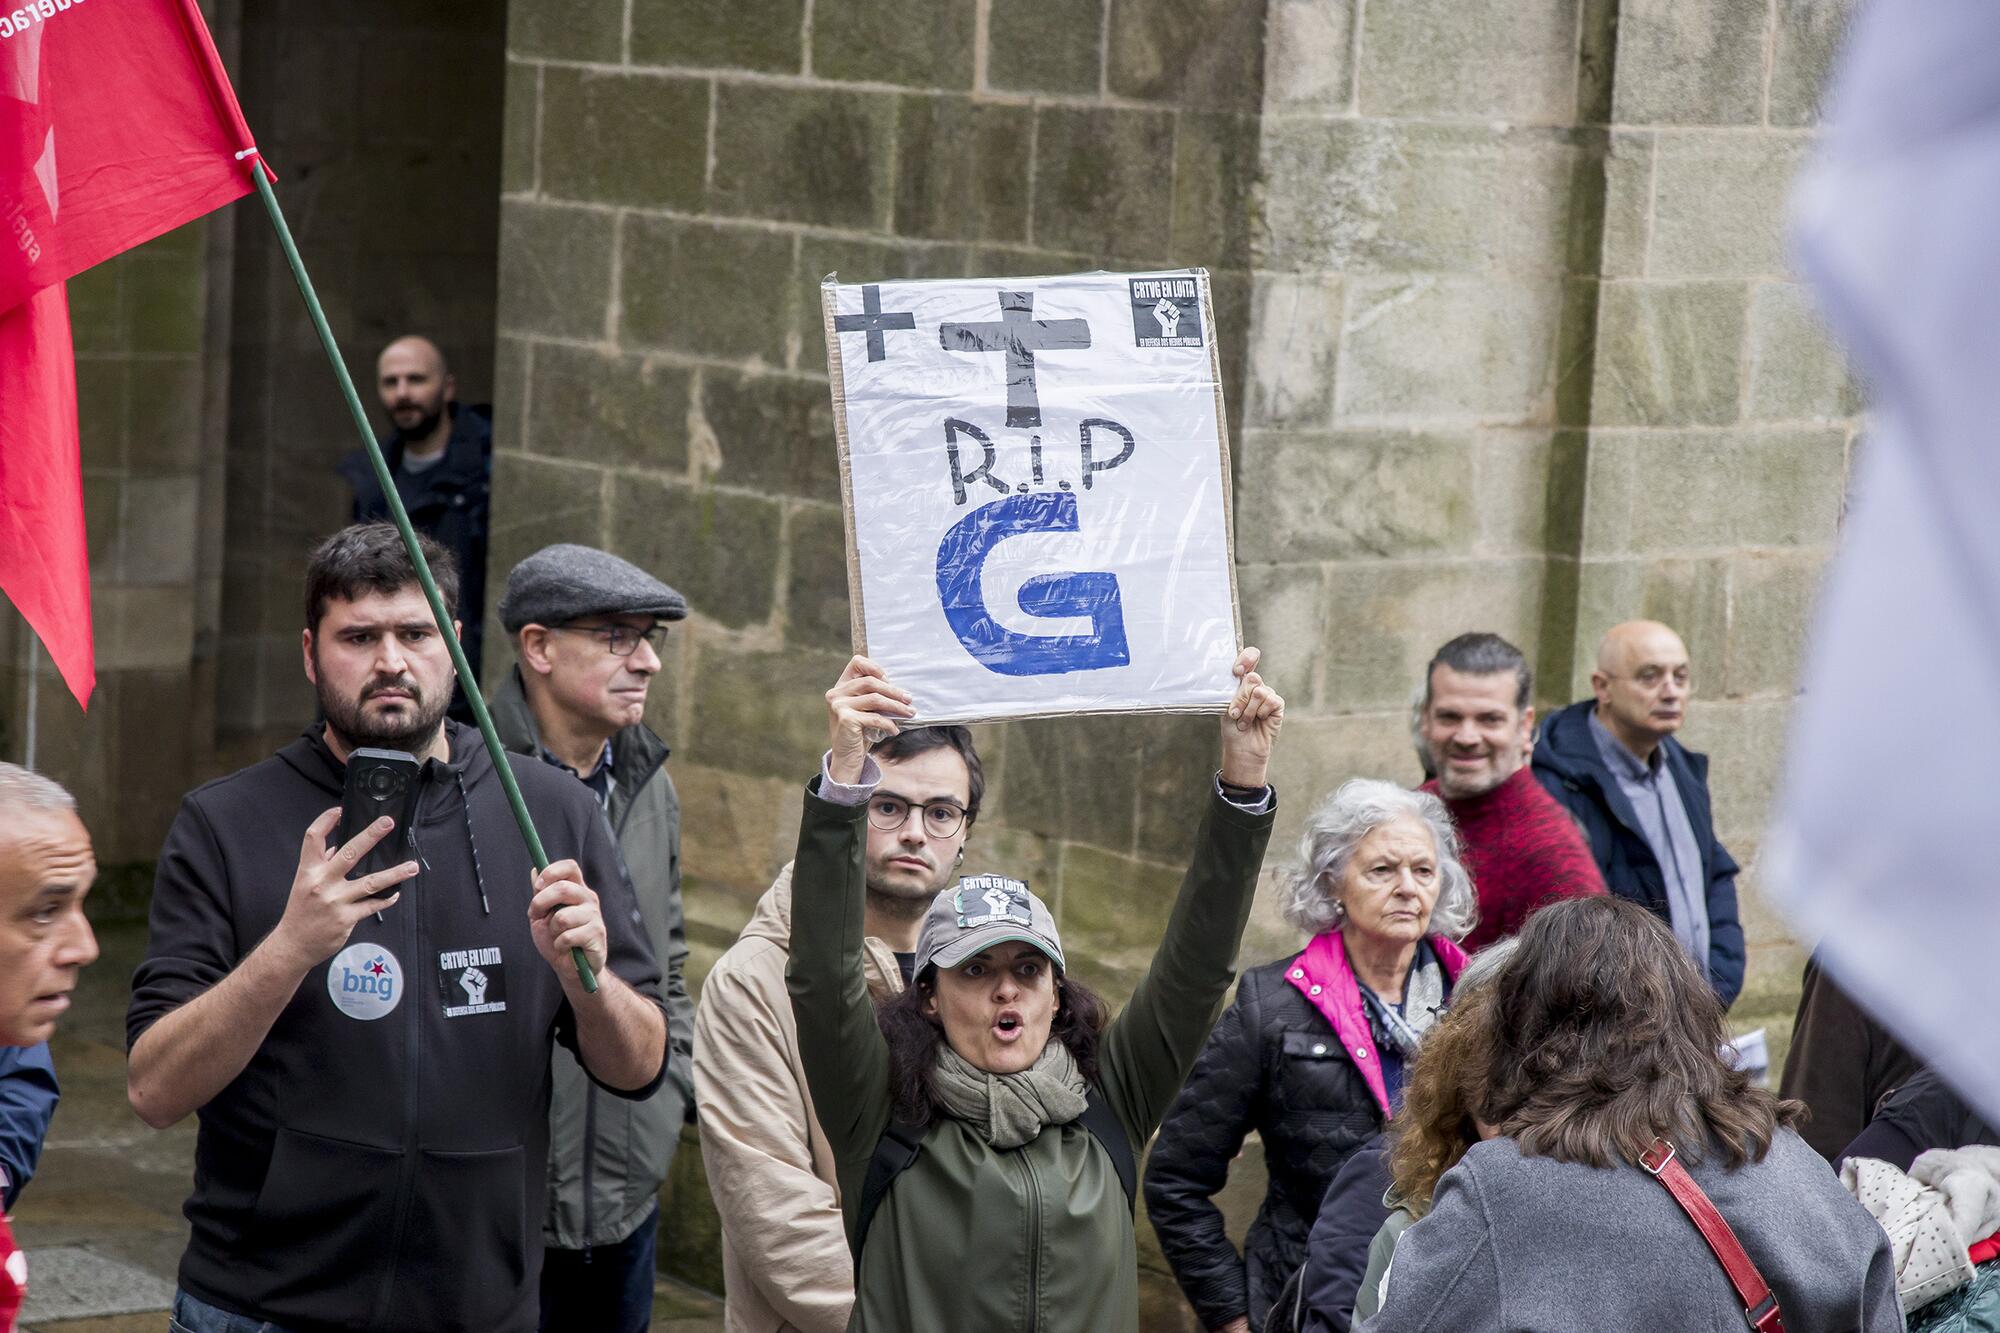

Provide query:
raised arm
left=1096, top=649, right=1281, bottom=1144
left=127, top=805, right=420, bottom=1128
left=787, top=657, right=914, bottom=1218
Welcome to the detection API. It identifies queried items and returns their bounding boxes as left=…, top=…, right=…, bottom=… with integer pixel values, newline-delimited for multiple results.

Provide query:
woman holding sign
left=787, top=648, right=1282, bottom=1333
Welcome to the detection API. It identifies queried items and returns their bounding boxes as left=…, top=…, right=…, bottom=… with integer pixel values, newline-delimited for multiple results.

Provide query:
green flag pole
left=247, top=163, right=597, bottom=993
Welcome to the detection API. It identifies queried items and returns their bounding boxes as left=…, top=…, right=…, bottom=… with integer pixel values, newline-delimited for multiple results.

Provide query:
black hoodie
left=128, top=722, right=665, bottom=1332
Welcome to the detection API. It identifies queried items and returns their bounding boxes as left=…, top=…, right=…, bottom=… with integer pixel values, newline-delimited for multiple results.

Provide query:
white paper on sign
left=822, top=270, right=1242, bottom=725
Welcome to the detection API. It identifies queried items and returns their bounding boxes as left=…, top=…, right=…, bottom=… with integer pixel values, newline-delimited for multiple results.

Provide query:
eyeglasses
left=867, top=794, right=969, bottom=839
left=554, top=623, right=668, bottom=657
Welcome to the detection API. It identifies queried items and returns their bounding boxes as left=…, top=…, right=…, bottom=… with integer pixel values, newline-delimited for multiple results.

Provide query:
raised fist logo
left=1152, top=297, right=1181, bottom=339
left=982, top=885, right=1016, bottom=918
left=459, top=966, right=489, bottom=1006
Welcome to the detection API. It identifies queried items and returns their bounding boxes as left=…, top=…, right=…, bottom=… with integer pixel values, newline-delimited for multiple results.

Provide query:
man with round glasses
left=492, top=543, right=696, bottom=1332
left=694, top=705, right=985, bottom=1330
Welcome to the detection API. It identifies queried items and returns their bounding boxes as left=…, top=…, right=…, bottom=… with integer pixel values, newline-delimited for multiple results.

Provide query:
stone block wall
left=1549, top=0, right=1861, bottom=1040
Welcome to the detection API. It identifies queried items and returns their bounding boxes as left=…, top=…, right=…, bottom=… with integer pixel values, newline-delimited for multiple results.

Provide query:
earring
left=955, top=849, right=964, bottom=864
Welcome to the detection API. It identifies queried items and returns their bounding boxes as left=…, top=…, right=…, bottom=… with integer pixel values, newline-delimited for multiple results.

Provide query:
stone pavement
left=10, top=919, right=724, bottom=1332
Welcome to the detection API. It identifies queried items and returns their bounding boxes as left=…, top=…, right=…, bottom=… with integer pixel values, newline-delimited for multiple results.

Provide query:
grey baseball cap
left=498, top=543, right=688, bottom=632
left=913, top=874, right=1065, bottom=976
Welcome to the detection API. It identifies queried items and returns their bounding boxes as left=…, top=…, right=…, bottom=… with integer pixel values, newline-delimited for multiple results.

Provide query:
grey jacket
left=1358, top=1130, right=1900, bottom=1332
left=490, top=669, right=695, bottom=1249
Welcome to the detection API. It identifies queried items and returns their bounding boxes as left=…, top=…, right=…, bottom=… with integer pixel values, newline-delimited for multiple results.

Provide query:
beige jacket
left=693, top=865, right=904, bottom=1333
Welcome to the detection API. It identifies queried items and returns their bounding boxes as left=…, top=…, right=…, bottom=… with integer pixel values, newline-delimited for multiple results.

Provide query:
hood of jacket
left=279, top=717, right=496, bottom=792
left=1532, top=699, right=1608, bottom=788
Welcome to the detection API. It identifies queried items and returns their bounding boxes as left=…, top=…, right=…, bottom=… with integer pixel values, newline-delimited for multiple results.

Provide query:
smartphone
left=339, top=748, right=422, bottom=887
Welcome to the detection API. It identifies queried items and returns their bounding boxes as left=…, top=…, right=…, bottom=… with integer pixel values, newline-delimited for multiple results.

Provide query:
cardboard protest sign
left=823, top=269, right=1240, bottom=725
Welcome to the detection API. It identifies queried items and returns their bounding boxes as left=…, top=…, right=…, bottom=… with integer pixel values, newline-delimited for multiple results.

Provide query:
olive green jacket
left=787, top=780, right=1274, bottom=1333
left=490, top=669, right=694, bottom=1250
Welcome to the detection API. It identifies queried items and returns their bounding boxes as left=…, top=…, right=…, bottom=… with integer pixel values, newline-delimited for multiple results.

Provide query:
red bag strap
left=1640, top=1139, right=1787, bottom=1333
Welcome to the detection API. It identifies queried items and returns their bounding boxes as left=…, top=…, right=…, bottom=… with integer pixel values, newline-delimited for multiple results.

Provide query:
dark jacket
left=1145, top=960, right=1390, bottom=1332
left=1844, top=1066, right=2000, bottom=1172
left=337, top=403, right=493, bottom=691
left=488, top=668, right=694, bottom=1250
left=1781, top=950, right=1923, bottom=1161
left=0, top=1044, right=57, bottom=1208
left=1531, top=701, right=1747, bottom=1006
left=128, top=722, right=666, bottom=1333
left=788, top=781, right=1275, bottom=1333
left=1355, top=1131, right=1900, bottom=1332
left=1298, top=1138, right=1392, bottom=1333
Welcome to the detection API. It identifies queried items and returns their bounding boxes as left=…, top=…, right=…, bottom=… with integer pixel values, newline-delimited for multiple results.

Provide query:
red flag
left=0, top=281, right=87, bottom=704
left=0, top=0, right=266, bottom=312
left=0, top=0, right=266, bottom=707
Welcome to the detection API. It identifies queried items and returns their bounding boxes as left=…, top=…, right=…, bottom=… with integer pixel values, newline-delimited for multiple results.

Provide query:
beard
left=320, top=671, right=451, bottom=754
left=391, top=400, right=446, bottom=445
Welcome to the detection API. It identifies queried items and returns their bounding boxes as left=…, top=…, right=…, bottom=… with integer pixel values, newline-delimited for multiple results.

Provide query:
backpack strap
left=852, top=1091, right=1138, bottom=1276
left=1639, top=1139, right=1787, bottom=1333
left=1076, top=1092, right=1138, bottom=1212
left=855, top=1117, right=927, bottom=1277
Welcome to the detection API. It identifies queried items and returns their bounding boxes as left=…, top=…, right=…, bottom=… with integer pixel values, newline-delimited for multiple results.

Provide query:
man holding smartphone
left=126, top=523, right=669, bottom=1333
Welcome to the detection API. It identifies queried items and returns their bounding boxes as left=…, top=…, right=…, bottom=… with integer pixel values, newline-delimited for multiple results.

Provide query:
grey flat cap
left=498, top=543, right=689, bottom=631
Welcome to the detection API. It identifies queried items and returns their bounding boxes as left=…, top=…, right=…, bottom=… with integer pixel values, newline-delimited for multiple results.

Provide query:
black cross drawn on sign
left=832, top=284, right=918, bottom=363
left=939, top=290, right=1091, bottom=429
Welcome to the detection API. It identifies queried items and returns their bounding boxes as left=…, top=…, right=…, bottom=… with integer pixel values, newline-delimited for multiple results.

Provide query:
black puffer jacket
left=1145, top=959, right=1385, bottom=1333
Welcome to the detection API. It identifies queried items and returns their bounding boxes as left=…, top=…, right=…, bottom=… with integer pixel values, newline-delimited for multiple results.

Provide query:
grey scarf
left=1359, top=947, right=1446, bottom=1061
left=931, top=1040, right=1088, bottom=1149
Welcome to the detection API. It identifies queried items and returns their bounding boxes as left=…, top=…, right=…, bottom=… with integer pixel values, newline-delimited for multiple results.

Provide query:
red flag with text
left=0, top=0, right=267, bottom=707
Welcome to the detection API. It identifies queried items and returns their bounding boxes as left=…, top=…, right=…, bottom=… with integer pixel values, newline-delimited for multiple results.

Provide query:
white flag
left=1767, top=0, right=2000, bottom=1126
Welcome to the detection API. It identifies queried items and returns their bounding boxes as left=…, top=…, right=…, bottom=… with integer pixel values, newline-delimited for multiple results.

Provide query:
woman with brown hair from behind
left=1358, top=895, right=1901, bottom=1332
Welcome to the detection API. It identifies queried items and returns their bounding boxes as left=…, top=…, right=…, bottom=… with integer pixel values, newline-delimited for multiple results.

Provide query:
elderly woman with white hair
left=1144, top=779, right=1478, bottom=1333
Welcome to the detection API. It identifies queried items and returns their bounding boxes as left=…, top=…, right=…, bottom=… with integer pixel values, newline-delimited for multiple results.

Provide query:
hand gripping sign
left=823, top=270, right=1241, bottom=724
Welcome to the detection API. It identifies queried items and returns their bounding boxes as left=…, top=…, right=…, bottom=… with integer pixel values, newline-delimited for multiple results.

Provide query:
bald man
left=1532, top=622, right=1746, bottom=1006
left=335, top=334, right=494, bottom=704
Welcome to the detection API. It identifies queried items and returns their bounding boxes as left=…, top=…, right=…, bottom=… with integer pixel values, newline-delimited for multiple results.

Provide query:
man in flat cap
left=492, top=543, right=694, bottom=1333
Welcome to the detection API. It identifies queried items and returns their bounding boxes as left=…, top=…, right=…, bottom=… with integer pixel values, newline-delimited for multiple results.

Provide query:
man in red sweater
left=1417, top=633, right=1604, bottom=951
